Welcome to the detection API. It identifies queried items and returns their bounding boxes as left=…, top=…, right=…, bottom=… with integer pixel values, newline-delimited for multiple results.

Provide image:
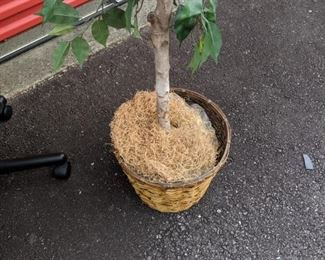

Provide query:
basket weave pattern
left=115, top=88, right=231, bottom=212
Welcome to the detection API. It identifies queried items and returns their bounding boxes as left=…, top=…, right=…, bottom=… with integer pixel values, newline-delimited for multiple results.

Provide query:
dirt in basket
left=110, top=91, right=220, bottom=184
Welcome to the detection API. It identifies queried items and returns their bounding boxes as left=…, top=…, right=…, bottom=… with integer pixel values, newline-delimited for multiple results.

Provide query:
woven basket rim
left=114, top=87, right=232, bottom=189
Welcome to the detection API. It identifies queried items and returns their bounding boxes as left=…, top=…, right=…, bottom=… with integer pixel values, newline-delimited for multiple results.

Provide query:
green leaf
left=204, top=0, right=217, bottom=22
left=132, top=15, right=141, bottom=38
left=188, top=33, right=211, bottom=72
left=48, top=2, right=79, bottom=25
left=204, top=9, right=216, bottom=23
left=49, top=24, right=74, bottom=35
left=175, top=0, right=221, bottom=72
left=188, top=21, right=222, bottom=72
left=125, top=0, right=137, bottom=32
left=174, top=5, right=198, bottom=43
left=91, top=20, right=109, bottom=47
left=201, top=31, right=214, bottom=62
left=186, top=0, right=203, bottom=16
left=189, top=38, right=204, bottom=72
left=174, top=0, right=203, bottom=44
left=71, top=37, right=90, bottom=64
left=189, top=35, right=213, bottom=72
left=175, top=0, right=203, bottom=21
left=37, top=0, right=59, bottom=22
left=52, top=41, right=70, bottom=71
left=205, top=21, right=222, bottom=61
left=103, top=8, right=126, bottom=29
left=207, top=0, right=217, bottom=11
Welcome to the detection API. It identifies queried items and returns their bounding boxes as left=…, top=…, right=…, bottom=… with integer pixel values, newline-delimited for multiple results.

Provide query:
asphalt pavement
left=1, top=0, right=324, bottom=259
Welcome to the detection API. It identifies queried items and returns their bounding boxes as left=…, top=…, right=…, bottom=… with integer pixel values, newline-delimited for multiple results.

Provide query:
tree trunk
left=147, top=0, right=173, bottom=130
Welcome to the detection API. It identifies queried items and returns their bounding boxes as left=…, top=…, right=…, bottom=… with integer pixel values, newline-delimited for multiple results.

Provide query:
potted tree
left=38, top=0, right=231, bottom=212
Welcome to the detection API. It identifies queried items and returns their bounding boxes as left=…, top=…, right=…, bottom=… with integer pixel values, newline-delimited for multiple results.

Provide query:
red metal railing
left=0, top=0, right=90, bottom=42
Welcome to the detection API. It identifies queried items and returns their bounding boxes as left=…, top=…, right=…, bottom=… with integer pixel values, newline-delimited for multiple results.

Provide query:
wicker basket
left=114, top=88, right=231, bottom=212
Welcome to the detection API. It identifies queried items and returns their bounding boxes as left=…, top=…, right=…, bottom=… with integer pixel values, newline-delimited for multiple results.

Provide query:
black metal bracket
left=0, top=96, right=71, bottom=179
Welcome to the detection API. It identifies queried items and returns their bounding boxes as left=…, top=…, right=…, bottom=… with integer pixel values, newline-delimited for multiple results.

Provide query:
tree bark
left=147, top=0, right=173, bottom=130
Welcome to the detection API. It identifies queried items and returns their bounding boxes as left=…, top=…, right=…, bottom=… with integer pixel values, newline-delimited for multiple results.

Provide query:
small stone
left=91, top=162, right=95, bottom=166
left=303, top=154, right=314, bottom=170
left=217, top=209, right=222, bottom=213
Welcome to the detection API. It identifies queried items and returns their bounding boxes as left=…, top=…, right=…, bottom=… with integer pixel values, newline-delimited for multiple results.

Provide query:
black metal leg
left=0, top=96, right=12, bottom=122
left=53, top=161, right=71, bottom=179
left=0, top=153, right=71, bottom=179
left=0, top=96, right=71, bottom=179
